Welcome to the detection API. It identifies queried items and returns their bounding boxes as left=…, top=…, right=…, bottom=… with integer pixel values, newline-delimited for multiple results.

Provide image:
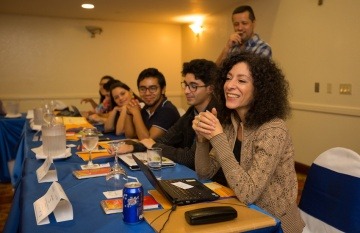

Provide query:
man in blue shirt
left=124, top=68, right=180, bottom=140
left=216, top=5, right=272, bottom=66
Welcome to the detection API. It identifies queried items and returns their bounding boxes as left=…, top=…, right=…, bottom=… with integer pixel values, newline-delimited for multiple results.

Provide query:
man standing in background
left=216, top=5, right=272, bottom=66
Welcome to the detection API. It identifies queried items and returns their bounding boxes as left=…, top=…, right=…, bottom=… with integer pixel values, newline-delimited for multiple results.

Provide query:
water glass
left=147, top=148, right=162, bottom=180
left=81, top=127, right=99, bottom=169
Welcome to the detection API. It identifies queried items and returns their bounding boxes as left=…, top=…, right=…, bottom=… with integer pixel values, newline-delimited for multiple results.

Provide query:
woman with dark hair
left=81, top=75, right=115, bottom=117
left=104, top=81, right=142, bottom=135
left=192, top=53, right=304, bottom=233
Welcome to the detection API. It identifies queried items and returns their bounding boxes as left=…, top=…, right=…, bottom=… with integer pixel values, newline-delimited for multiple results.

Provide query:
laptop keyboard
left=161, top=180, right=208, bottom=200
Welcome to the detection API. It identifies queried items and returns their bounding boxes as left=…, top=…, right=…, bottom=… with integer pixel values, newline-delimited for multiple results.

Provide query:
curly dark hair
left=181, top=59, right=218, bottom=86
left=217, top=52, right=291, bottom=129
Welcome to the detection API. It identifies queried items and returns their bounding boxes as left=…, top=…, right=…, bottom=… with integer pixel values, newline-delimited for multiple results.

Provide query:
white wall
left=181, top=0, right=360, bottom=165
left=0, top=14, right=184, bottom=111
left=1, top=0, right=359, bottom=165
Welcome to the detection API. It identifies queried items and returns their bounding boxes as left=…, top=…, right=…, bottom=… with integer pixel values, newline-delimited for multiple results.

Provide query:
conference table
left=0, top=114, right=26, bottom=182
left=4, top=119, right=283, bottom=233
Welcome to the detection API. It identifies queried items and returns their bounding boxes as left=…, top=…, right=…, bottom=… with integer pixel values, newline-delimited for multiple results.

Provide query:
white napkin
left=5, top=113, right=22, bottom=118
left=30, top=122, right=42, bottom=131
left=27, top=109, right=34, bottom=119
left=32, top=146, right=72, bottom=160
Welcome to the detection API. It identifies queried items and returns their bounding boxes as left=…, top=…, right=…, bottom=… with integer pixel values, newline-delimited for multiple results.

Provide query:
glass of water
left=147, top=147, right=162, bottom=180
left=81, top=128, right=99, bottom=169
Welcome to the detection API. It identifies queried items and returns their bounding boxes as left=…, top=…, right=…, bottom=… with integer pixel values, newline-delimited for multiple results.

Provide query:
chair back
left=299, top=147, right=360, bottom=232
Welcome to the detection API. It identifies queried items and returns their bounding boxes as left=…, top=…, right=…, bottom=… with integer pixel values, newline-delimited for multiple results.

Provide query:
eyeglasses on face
left=180, top=81, right=207, bottom=92
left=138, top=85, right=159, bottom=93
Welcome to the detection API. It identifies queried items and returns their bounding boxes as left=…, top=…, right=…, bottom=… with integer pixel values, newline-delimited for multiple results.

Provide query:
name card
left=36, top=156, right=58, bottom=183
left=33, top=181, right=73, bottom=225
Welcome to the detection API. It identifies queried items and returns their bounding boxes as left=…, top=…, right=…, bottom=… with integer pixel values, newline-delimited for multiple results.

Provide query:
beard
left=145, top=95, right=163, bottom=108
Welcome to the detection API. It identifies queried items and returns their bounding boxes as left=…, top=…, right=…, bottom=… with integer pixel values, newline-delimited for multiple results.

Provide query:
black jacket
left=133, top=97, right=219, bottom=170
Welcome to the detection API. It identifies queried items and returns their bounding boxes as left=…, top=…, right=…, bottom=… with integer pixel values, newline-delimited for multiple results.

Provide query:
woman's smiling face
left=111, top=87, right=132, bottom=107
left=224, top=62, right=254, bottom=115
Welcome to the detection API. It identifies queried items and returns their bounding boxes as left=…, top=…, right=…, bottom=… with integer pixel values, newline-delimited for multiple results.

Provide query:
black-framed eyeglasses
left=138, top=85, right=159, bottom=93
left=181, top=81, right=207, bottom=92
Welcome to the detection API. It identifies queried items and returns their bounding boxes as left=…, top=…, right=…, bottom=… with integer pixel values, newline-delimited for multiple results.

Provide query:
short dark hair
left=137, top=68, right=166, bottom=90
left=232, top=5, right=256, bottom=21
left=181, top=59, right=218, bottom=86
left=217, top=52, right=291, bottom=128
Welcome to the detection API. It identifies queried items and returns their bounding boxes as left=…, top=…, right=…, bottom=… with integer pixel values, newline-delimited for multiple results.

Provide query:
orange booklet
left=72, top=167, right=111, bottom=179
left=204, top=182, right=236, bottom=198
left=100, top=195, right=160, bottom=214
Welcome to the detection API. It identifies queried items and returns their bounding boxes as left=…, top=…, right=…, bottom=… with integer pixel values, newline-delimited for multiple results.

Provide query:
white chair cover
left=299, top=147, right=360, bottom=233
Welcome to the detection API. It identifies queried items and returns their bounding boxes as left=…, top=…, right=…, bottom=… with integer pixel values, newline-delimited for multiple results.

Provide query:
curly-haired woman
left=192, top=53, right=304, bottom=233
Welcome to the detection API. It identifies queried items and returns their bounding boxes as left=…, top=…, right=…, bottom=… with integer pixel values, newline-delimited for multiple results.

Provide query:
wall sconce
left=189, top=23, right=204, bottom=36
left=86, top=26, right=102, bottom=38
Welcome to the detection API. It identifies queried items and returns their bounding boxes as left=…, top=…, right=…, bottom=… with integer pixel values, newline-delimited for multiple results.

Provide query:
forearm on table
left=157, top=143, right=195, bottom=169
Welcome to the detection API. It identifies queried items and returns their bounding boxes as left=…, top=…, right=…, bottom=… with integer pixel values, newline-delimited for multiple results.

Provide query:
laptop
left=132, top=154, right=219, bottom=206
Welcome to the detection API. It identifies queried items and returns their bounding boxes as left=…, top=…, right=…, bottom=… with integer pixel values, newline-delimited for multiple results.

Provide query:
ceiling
left=0, top=0, right=240, bottom=24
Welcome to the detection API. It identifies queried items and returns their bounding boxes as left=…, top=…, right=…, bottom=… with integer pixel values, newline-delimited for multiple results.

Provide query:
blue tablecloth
left=0, top=114, right=26, bottom=182
left=4, top=122, right=283, bottom=233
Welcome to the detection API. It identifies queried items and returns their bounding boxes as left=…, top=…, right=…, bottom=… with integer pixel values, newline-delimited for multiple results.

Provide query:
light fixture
left=189, top=23, right=204, bottom=36
left=82, top=3, right=94, bottom=9
left=86, top=26, right=102, bottom=38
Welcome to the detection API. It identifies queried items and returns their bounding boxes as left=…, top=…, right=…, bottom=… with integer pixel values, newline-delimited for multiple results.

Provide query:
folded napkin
left=5, top=113, right=22, bottom=118
left=32, top=146, right=72, bottom=160
left=27, top=109, right=34, bottom=119
left=30, top=122, right=42, bottom=131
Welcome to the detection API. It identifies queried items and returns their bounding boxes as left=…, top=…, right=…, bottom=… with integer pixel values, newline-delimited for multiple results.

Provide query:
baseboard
left=295, top=162, right=310, bottom=175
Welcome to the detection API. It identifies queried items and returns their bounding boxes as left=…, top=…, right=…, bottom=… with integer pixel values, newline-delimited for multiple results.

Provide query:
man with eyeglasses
left=124, top=68, right=180, bottom=140
left=117, top=59, right=220, bottom=171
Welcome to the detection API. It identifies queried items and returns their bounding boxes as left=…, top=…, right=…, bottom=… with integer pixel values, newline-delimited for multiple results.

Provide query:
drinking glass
left=43, top=102, right=55, bottom=125
left=81, top=128, right=99, bottom=169
left=105, top=166, right=128, bottom=198
left=147, top=147, right=162, bottom=180
left=108, top=140, right=125, bottom=171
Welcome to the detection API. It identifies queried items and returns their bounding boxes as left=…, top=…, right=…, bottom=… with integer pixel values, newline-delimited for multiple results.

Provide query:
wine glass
left=105, top=164, right=128, bottom=198
left=108, top=140, right=125, bottom=171
left=81, top=128, right=100, bottom=169
left=43, top=103, right=55, bottom=125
